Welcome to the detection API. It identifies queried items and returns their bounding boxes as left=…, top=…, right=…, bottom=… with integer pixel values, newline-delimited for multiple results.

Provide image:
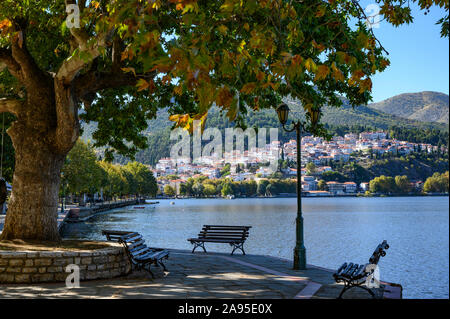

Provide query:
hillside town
left=152, top=131, right=444, bottom=196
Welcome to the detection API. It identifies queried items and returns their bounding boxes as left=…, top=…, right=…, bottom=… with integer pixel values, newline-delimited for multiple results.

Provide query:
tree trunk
left=0, top=80, right=76, bottom=241
left=1, top=121, right=65, bottom=241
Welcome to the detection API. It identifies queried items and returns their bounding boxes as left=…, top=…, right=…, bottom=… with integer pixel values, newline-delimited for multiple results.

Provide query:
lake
left=62, top=196, right=449, bottom=299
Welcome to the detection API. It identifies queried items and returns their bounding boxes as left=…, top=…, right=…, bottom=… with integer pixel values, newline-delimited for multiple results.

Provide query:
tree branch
left=73, top=69, right=155, bottom=107
left=51, top=67, right=145, bottom=154
left=0, top=47, right=24, bottom=82
left=56, top=31, right=113, bottom=84
left=52, top=79, right=80, bottom=154
left=8, top=19, right=51, bottom=88
left=0, top=98, right=22, bottom=116
left=57, top=2, right=115, bottom=84
left=111, top=36, right=123, bottom=73
left=350, top=0, right=389, bottom=55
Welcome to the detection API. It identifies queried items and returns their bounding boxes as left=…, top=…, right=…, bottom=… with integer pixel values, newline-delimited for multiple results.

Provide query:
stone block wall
left=0, top=243, right=131, bottom=284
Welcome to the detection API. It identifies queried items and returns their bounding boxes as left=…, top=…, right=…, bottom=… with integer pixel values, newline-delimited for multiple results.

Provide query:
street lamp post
left=276, top=103, right=307, bottom=270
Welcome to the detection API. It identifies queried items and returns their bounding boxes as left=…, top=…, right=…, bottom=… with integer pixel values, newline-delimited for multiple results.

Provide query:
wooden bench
left=187, top=225, right=252, bottom=255
left=102, top=230, right=133, bottom=241
left=333, top=240, right=389, bottom=299
left=102, top=230, right=169, bottom=278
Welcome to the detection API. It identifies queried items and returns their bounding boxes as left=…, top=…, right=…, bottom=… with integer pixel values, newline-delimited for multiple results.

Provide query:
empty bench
left=188, top=225, right=252, bottom=255
left=333, top=240, right=389, bottom=299
left=102, top=230, right=169, bottom=278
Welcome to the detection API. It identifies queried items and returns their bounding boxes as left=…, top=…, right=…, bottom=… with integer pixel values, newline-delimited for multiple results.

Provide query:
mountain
left=82, top=92, right=449, bottom=165
left=369, top=91, right=449, bottom=124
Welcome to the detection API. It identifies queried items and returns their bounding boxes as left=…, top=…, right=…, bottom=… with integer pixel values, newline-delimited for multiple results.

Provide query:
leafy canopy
left=0, top=0, right=448, bottom=159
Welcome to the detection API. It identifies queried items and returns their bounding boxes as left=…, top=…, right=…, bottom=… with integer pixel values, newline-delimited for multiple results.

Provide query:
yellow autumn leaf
left=91, top=1, right=100, bottom=9
left=352, top=69, right=365, bottom=80
left=218, top=25, right=228, bottom=35
left=169, top=114, right=180, bottom=122
left=356, top=32, right=369, bottom=49
left=174, top=85, right=183, bottom=96
left=281, top=51, right=292, bottom=63
left=335, top=51, right=346, bottom=64
left=359, top=78, right=372, bottom=93
left=315, top=6, right=326, bottom=18
left=256, top=71, right=265, bottom=82
left=314, top=65, right=329, bottom=81
left=240, top=82, right=257, bottom=94
left=380, top=58, right=390, bottom=69
left=312, top=40, right=326, bottom=52
left=182, top=3, right=196, bottom=14
left=331, top=62, right=345, bottom=82
left=269, top=82, right=280, bottom=90
left=238, top=40, right=246, bottom=52
left=0, top=19, right=12, bottom=30
left=121, top=67, right=136, bottom=77
left=304, top=58, right=317, bottom=72
left=169, top=114, right=191, bottom=130
left=292, top=55, right=303, bottom=66
left=216, top=87, right=234, bottom=107
left=136, top=79, right=149, bottom=92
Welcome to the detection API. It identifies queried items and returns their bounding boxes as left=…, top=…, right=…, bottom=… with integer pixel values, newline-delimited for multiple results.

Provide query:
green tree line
left=162, top=176, right=297, bottom=198
left=61, top=140, right=157, bottom=199
left=423, top=172, right=449, bottom=193
left=368, top=172, right=449, bottom=194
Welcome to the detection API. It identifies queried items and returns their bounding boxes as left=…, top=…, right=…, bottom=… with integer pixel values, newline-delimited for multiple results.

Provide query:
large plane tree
left=0, top=0, right=448, bottom=241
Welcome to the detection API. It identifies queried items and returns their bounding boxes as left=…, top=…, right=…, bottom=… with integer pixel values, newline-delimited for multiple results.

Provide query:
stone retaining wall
left=0, top=243, right=131, bottom=284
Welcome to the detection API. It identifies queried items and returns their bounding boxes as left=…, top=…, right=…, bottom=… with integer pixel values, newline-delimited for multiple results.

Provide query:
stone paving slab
left=0, top=249, right=394, bottom=299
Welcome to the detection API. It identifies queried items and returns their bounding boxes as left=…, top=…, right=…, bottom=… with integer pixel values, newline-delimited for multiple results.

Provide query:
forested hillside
left=80, top=94, right=448, bottom=166
left=369, top=91, right=449, bottom=124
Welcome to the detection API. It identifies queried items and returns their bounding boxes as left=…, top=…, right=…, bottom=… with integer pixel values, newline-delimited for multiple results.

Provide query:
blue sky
left=364, top=2, right=449, bottom=102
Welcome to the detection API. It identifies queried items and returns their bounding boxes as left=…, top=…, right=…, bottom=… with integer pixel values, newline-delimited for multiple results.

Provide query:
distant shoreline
left=155, top=193, right=449, bottom=200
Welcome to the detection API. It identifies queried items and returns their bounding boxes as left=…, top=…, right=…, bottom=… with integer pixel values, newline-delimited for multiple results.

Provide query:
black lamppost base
left=293, top=246, right=307, bottom=270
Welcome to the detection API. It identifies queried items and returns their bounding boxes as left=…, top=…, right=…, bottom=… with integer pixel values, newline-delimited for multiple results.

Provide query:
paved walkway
left=0, top=250, right=400, bottom=299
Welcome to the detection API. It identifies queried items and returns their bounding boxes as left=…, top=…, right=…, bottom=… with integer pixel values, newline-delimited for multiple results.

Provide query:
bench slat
left=199, top=231, right=248, bottom=235
left=189, top=238, right=244, bottom=243
left=128, top=239, right=146, bottom=250
left=198, top=236, right=248, bottom=240
left=125, top=234, right=142, bottom=243
left=347, top=263, right=360, bottom=278
left=341, top=262, right=354, bottom=276
left=130, top=245, right=149, bottom=256
left=202, top=227, right=251, bottom=231
left=204, top=225, right=251, bottom=228
left=353, top=264, right=367, bottom=278
left=199, top=234, right=248, bottom=238
left=121, top=232, right=140, bottom=241
left=136, top=250, right=167, bottom=261
left=198, top=233, right=248, bottom=238
left=335, top=262, right=348, bottom=277
left=102, top=230, right=133, bottom=236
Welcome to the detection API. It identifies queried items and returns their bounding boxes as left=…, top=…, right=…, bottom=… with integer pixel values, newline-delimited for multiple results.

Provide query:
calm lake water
left=62, top=196, right=449, bottom=299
